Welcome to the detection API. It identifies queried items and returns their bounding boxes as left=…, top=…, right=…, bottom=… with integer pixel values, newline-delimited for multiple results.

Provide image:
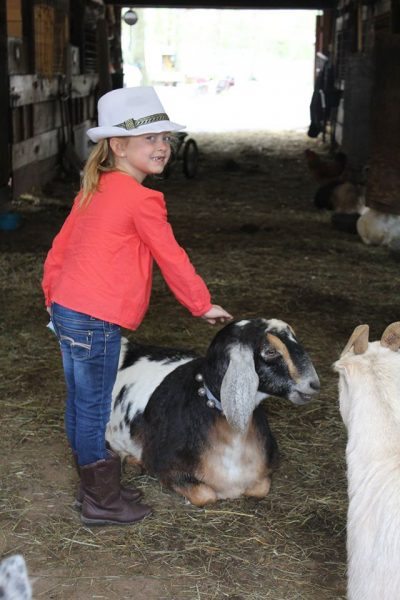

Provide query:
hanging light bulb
left=123, top=9, right=138, bottom=26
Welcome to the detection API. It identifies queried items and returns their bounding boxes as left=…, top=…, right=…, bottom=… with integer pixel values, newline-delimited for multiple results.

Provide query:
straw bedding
left=1, top=131, right=397, bottom=599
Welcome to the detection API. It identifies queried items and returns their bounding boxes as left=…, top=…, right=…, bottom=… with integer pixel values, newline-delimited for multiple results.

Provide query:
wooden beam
left=97, top=18, right=112, bottom=97
left=21, top=0, right=34, bottom=72
left=71, top=74, right=98, bottom=98
left=12, top=129, right=59, bottom=171
left=0, top=0, right=10, bottom=206
left=105, top=0, right=336, bottom=8
left=9, top=74, right=98, bottom=107
left=10, top=75, right=59, bottom=107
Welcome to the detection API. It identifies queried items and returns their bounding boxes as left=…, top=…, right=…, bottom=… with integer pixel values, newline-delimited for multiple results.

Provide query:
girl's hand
left=201, top=305, right=233, bottom=325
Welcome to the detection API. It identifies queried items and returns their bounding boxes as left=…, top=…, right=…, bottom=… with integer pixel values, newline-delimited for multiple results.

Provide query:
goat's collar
left=195, top=373, right=223, bottom=412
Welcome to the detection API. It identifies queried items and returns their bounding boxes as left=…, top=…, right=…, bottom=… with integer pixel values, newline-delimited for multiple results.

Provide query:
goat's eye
left=261, top=348, right=280, bottom=361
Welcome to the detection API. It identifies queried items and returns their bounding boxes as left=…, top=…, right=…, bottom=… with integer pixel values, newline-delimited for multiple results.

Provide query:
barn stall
left=1, top=1, right=400, bottom=598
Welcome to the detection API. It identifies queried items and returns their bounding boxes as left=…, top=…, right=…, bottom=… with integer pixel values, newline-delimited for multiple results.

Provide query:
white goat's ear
left=340, top=324, right=369, bottom=357
left=220, top=345, right=259, bottom=433
left=380, top=322, right=400, bottom=351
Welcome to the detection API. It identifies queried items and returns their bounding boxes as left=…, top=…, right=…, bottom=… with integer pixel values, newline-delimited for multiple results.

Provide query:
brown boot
left=72, top=450, right=143, bottom=509
left=80, top=455, right=152, bottom=526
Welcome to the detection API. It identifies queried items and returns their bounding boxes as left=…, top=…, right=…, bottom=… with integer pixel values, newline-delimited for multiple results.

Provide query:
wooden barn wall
left=340, top=54, right=373, bottom=176
left=366, top=29, right=400, bottom=213
left=10, top=74, right=98, bottom=197
left=3, top=0, right=399, bottom=203
left=6, top=0, right=102, bottom=199
left=0, top=0, right=10, bottom=205
left=7, top=0, right=22, bottom=38
left=343, top=0, right=400, bottom=213
left=330, top=0, right=400, bottom=209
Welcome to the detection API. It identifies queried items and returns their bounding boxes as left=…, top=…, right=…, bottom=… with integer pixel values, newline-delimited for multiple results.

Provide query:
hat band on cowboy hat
left=86, top=86, right=185, bottom=143
left=115, top=112, right=170, bottom=131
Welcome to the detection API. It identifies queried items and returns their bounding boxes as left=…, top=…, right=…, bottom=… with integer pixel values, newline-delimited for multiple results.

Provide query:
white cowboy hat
left=86, top=86, right=185, bottom=143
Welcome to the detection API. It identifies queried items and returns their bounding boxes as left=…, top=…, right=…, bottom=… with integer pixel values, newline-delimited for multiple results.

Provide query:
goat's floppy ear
left=340, top=324, right=369, bottom=357
left=220, top=345, right=259, bottom=433
left=380, top=322, right=400, bottom=351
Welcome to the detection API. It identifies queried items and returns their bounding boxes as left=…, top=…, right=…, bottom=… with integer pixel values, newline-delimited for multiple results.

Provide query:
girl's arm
left=132, top=192, right=231, bottom=321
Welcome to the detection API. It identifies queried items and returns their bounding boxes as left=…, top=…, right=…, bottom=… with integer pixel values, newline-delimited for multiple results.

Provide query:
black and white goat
left=0, top=555, right=32, bottom=599
left=334, top=322, right=400, bottom=600
left=106, top=318, right=320, bottom=507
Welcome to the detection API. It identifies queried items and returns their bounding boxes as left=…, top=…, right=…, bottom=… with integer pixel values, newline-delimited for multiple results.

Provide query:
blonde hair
left=79, top=139, right=117, bottom=208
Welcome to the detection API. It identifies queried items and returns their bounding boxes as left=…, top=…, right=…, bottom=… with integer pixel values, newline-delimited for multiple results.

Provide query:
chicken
left=304, top=149, right=347, bottom=182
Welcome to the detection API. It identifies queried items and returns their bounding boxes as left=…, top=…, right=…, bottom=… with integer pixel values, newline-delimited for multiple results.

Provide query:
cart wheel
left=183, top=139, right=199, bottom=178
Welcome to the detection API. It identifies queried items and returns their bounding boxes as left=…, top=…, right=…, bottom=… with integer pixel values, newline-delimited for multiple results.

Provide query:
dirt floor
left=1, top=130, right=398, bottom=599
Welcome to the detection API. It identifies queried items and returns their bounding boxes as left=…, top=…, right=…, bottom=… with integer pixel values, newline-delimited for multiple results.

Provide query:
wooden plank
left=7, top=0, right=21, bottom=9
left=21, top=0, right=34, bottom=72
left=12, top=129, right=59, bottom=170
left=341, top=54, right=373, bottom=171
left=7, top=21, right=22, bottom=37
left=34, top=4, right=55, bottom=77
left=97, top=18, right=112, bottom=97
left=7, top=0, right=21, bottom=20
left=9, top=75, right=59, bottom=106
left=22, top=104, right=33, bottom=139
left=106, top=0, right=335, bottom=6
left=9, top=74, right=99, bottom=107
left=71, top=74, right=98, bottom=98
left=33, top=100, right=62, bottom=135
left=11, top=106, right=24, bottom=143
left=7, top=8, right=22, bottom=19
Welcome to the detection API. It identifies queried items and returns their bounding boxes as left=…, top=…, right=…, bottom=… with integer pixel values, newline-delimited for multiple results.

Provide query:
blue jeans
left=51, top=303, right=121, bottom=466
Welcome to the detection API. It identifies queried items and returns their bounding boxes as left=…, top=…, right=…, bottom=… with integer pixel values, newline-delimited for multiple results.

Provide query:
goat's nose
left=309, top=378, right=320, bottom=392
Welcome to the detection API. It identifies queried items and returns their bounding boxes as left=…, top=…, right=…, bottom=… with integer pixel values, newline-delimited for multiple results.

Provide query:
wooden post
left=21, top=0, right=34, bottom=72
left=366, top=32, right=400, bottom=214
left=97, top=18, right=112, bottom=97
left=357, top=0, right=363, bottom=52
left=0, top=0, right=10, bottom=208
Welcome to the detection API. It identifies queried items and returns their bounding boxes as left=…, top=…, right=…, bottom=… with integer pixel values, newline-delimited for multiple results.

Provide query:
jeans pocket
left=58, top=326, right=93, bottom=360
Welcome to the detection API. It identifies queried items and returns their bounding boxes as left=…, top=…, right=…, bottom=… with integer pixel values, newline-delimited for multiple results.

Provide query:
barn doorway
left=121, top=8, right=318, bottom=132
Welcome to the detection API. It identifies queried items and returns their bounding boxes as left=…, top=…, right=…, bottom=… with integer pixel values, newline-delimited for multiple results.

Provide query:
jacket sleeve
left=41, top=201, right=79, bottom=306
left=132, top=191, right=212, bottom=317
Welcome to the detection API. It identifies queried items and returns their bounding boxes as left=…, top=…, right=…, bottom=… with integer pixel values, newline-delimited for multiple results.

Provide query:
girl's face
left=111, top=133, right=173, bottom=182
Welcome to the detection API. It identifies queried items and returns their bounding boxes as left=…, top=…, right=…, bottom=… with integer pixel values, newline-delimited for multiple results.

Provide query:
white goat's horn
left=340, top=324, right=369, bottom=357
left=380, top=322, right=400, bottom=351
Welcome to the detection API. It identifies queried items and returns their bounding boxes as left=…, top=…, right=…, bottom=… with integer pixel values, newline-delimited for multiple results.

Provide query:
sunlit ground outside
left=122, top=8, right=318, bottom=132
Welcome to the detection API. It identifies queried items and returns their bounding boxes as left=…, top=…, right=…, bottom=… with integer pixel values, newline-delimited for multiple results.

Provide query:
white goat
left=356, top=207, right=400, bottom=246
left=333, top=322, right=400, bottom=600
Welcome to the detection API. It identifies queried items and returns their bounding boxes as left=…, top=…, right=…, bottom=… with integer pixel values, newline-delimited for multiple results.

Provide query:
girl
left=42, top=86, right=232, bottom=526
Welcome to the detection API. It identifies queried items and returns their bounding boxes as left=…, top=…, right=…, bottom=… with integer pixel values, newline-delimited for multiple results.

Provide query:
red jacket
left=42, top=171, right=212, bottom=329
